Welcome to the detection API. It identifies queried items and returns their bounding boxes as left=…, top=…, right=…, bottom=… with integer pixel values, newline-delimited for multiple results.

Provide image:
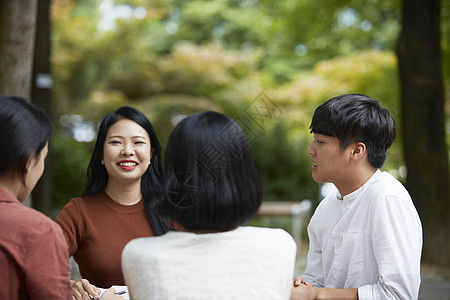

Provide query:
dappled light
left=0, top=0, right=447, bottom=276
left=47, top=0, right=422, bottom=213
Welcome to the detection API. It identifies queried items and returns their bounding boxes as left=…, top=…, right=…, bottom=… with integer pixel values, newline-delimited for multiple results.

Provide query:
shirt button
left=333, top=269, right=337, bottom=277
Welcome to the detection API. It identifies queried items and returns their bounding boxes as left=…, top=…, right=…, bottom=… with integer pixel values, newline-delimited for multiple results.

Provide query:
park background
left=0, top=0, right=449, bottom=295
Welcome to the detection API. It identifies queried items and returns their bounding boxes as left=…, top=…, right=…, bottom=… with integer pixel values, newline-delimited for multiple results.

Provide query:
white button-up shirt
left=302, top=170, right=422, bottom=299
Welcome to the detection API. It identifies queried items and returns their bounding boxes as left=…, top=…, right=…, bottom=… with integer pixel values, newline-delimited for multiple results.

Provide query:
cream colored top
left=122, top=226, right=297, bottom=300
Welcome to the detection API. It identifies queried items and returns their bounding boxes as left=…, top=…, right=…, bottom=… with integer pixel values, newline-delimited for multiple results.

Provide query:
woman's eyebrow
left=107, top=135, right=124, bottom=139
left=107, top=135, right=148, bottom=139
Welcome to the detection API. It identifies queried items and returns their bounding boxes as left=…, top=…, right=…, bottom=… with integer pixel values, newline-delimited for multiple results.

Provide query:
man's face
left=307, top=133, right=352, bottom=186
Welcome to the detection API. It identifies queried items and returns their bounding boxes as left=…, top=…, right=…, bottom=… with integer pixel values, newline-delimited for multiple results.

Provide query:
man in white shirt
left=291, top=94, right=423, bottom=300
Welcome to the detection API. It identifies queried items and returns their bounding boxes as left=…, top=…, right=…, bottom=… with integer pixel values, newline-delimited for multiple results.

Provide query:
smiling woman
left=102, top=119, right=152, bottom=201
left=55, top=106, right=172, bottom=300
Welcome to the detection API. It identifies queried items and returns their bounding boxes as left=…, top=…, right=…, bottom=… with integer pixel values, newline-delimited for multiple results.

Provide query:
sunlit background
left=48, top=0, right=449, bottom=222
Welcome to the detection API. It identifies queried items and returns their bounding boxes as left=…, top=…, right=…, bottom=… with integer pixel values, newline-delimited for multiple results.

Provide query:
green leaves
left=50, top=0, right=410, bottom=206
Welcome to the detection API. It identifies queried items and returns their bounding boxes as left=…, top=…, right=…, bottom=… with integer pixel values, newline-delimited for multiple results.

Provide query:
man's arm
left=291, top=284, right=358, bottom=300
left=299, top=224, right=324, bottom=287
left=361, top=195, right=422, bottom=299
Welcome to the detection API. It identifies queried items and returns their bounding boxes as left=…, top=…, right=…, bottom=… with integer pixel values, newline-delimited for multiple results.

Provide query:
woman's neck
left=0, top=170, right=25, bottom=202
left=104, top=179, right=142, bottom=205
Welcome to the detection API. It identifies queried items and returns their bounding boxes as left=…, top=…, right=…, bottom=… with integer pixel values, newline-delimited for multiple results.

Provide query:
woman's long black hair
left=83, top=106, right=171, bottom=235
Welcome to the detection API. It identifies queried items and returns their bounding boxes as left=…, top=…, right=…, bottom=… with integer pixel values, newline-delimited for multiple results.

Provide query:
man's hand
left=291, top=283, right=318, bottom=300
left=291, top=276, right=317, bottom=300
left=291, top=282, right=359, bottom=300
left=293, top=275, right=313, bottom=287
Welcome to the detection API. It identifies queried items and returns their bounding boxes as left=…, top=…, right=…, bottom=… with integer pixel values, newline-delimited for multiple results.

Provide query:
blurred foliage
left=246, top=215, right=294, bottom=237
left=49, top=0, right=448, bottom=211
left=51, top=135, right=91, bottom=216
left=250, top=121, right=320, bottom=202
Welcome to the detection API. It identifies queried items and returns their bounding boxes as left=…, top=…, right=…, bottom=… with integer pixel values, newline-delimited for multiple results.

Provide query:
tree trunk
left=396, top=0, right=450, bottom=266
left=0, top=0, right=37, bottom=96
left=31, top=0, right=53, bottom=216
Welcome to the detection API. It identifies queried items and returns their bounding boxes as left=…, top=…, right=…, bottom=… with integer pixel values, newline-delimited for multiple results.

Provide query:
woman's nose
left=122, top=143, right=135, bottom=156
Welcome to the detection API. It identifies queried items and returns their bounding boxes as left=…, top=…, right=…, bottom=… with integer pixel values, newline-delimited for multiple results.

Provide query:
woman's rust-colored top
left=0, top=188, right=72, bottom=299
left=55, top=191, right=154, bottom=287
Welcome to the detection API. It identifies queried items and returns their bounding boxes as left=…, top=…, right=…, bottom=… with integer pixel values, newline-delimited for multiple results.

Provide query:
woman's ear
left=25, top=155, right=34, bottom=173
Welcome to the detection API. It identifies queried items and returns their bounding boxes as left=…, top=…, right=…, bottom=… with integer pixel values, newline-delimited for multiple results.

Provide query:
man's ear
left=350, top=142, right=367, bottom=161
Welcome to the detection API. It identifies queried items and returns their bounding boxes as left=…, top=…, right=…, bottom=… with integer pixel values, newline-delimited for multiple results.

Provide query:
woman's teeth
left=119, top=162, right=137, bottom=167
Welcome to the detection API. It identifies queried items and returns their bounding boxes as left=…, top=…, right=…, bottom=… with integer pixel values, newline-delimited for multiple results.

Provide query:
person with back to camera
left=55, top=106, right=172, bottom=300
left=290, top=94, right=423, bottom=300
left=121, top=111, right=298, bottom=300
left=0, top=96, right=121, bottom=300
